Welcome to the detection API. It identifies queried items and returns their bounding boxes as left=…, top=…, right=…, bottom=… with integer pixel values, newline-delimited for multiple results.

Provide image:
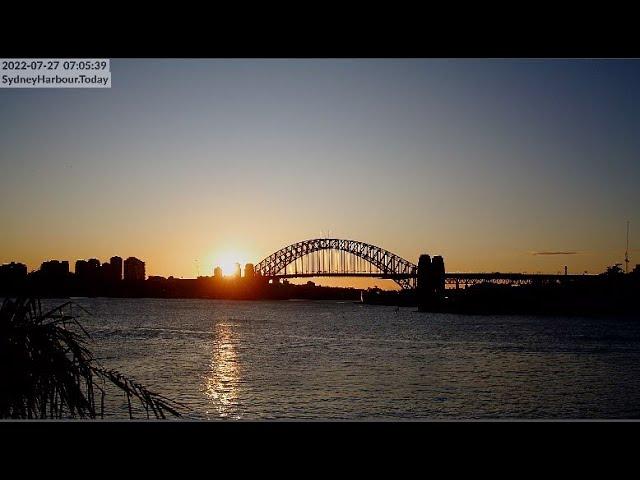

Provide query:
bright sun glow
left=210, top=249, right=251, bottom=276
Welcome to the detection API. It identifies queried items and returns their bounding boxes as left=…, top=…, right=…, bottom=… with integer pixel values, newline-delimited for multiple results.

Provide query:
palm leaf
left=0, top=297, right=186, bottom=419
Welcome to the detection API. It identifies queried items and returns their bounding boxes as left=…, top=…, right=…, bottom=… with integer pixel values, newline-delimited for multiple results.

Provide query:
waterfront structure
left=1, top=238, right=620, bottom=302
left=244, top=263, right=255, bottom=278
left=254, top=238, right=418, bottom=289
left=0, top=262, right=28, bottom=282
left=416, top=254, right=446, bottom=311
left=110, top=256, right=123, bottom=281
left=124, top=257, right=146, bottom=281
left=432, top=256, right=446, bottom=296
left=75, top=258, right=104, bottom=282
left=101, top=262, right=112, bottom=281
left=75, top=260, right=88, bottom=277
left=87, top=259, right=101, bottom=280
left=40, top=260, right=70, bottom=278
left=254, top=238, right=590, bottom=289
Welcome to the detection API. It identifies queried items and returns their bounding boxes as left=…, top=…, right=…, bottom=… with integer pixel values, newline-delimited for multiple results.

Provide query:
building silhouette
left=75, top=258, right=104, bottom=283
left=0, top=262, right=27, bottom=284
left=213, top=266, right=223, bottom=278
left=110, top=256, right=123, bottom=281
left=233, top=263, right=241, bottom=278
left=75, top=259, right=88, bottom=277
left=124, top=257, right=145, bottom=281
left=40, top=260, right=69, bottom=278
left=101, top=262, right=112, bottom=281
left=87, top=259, right=101, bottom=281
left=416, top=254, right=445, bottom=311
left=244, top=263, right=255, bottom=278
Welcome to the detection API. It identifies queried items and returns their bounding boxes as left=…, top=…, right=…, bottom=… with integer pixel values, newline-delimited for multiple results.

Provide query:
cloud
left=531, top=251, right=578, bottom=256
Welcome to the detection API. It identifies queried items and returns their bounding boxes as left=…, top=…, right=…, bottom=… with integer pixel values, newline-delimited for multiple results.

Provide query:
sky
left=1, top=59, right=639, bottom=288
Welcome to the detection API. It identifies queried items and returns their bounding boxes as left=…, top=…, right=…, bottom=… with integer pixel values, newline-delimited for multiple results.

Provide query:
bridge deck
left=442, top=273, right=593, bottom=285
left=255, top=238, right=596, bottom=289
left=273, top=272, right=593, bottom=282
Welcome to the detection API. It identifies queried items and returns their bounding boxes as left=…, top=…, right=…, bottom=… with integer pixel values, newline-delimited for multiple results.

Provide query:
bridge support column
left=432, top=255, right=445, bottom=298
left=417, top=254, right=445, bottom=312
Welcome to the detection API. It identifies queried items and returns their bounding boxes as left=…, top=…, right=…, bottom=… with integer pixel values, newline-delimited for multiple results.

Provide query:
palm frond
left=0, top=297, right=186, bottom=419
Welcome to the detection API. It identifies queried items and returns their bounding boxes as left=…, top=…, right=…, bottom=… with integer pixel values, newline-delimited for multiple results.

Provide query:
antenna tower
left=625, top=221, right=630, bottom=274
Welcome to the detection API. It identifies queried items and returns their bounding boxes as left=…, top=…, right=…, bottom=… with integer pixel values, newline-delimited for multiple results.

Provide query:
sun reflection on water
left=204, top=322, right=241, bottom=418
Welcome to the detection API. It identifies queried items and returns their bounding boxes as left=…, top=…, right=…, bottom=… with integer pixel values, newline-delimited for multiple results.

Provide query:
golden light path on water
left=204, top=322, right=241, bottom=418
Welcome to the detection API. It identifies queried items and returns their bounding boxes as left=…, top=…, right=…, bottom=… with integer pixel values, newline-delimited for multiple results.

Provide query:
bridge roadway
left=272, top=272, right=593, bottom=286
left=253, top=237, right=595, bottom=288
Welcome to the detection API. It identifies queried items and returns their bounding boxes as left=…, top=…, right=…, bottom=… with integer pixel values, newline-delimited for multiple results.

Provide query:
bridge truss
left=254, top=238, right=418, bottom=289
left=444, top=272, right=589, bottom=287
left=254, top=238, right=587, bottom=290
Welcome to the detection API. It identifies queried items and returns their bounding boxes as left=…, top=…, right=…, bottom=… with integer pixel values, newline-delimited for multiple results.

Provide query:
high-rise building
left=87, top=258, right=101, bottom=281
left=213, top=266, right=223, bottom=278
left=244, top=263, right=255, bottom=278
left=0, top=262, right=28, bottom=283
left=87, top=258, right=100, bottom=270
left=40, top=260, right=69, bottom=278
left=75, top=259, right=88, bottom=277
left=110, top=256, right=123, bottom=281
left=75, top=259, right=100, bottom=281
left=124, top=257, right=145, bottom=281
left=101, top=262, right=112, bottom=281
left=233, top=263, right=241, bottom=278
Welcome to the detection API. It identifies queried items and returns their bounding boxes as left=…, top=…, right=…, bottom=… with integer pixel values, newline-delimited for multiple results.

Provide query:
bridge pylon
left=417, top=254, right=445, bottom=312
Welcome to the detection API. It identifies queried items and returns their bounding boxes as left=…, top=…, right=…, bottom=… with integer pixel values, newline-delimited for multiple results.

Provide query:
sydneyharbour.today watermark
left=1, top=59, right=111, bottom=88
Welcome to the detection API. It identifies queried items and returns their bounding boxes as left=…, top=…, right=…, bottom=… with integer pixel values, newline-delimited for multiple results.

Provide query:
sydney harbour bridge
left=252, top=238, right=582, bottom=290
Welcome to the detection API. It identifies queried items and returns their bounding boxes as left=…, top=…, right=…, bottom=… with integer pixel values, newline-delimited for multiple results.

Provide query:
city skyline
left=1, top=59, right=639, bottom=287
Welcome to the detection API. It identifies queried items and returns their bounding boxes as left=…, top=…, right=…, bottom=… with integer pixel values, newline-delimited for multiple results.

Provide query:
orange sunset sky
left=1, top=60, right=638, bottom=289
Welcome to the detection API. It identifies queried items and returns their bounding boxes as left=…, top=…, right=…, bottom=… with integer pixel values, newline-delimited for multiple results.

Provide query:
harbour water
left=53, top=297, right=640, bottom=419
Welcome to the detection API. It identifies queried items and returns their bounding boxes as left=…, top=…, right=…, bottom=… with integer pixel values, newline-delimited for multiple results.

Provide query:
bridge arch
left=254, top=239, right=417, bottom=289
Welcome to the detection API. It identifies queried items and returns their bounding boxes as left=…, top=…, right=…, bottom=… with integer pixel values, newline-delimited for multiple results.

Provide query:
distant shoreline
left=2, top=269, right=639, bottom=317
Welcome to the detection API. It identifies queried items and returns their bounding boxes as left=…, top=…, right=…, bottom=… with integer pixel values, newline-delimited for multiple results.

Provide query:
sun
left=209, top=249, right=251, bottom=276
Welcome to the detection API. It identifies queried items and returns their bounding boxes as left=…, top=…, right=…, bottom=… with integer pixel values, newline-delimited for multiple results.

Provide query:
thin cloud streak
left=531, top=251, right=579, bottom=256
